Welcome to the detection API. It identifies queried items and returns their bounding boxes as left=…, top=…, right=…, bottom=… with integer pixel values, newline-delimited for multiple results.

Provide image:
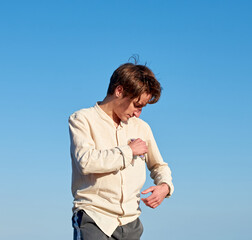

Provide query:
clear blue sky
left=0, top=1, right=251, bottom=239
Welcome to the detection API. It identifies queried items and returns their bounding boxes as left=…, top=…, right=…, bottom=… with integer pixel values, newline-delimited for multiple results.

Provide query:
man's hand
left=141, top=183, right=170, bottom=208
left=128, top=138, right=148, bottom=156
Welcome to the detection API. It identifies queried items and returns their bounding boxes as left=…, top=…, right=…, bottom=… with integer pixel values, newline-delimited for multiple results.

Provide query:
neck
left=98, top=95, right=121, bottom=127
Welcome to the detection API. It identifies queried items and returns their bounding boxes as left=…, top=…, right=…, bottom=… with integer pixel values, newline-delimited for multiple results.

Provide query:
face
left=114, top=88, right=152, bottom=122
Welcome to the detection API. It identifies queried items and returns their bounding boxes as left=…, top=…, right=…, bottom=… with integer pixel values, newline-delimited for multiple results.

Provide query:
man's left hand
left=141, top=183, right=170, bottom=208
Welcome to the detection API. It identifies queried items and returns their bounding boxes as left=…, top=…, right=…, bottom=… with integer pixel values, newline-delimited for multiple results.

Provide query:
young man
left=68, top=62, right=174, bottom=240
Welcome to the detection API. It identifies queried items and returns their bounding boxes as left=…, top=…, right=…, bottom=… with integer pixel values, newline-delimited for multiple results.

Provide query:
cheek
left=122, top=101, right=132, bottom=111
left=118, top=102, right=131, bottom=115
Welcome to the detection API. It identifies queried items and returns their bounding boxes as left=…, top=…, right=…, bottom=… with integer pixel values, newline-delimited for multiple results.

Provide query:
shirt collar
left=94, top=102, right=128, bottom=129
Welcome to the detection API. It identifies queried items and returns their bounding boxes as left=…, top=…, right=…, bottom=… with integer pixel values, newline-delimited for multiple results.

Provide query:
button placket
left=116, top=127, right=127, bottom=217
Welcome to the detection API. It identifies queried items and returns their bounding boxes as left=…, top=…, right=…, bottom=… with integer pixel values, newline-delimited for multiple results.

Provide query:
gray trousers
left=72, top=210, right=143, bottom=240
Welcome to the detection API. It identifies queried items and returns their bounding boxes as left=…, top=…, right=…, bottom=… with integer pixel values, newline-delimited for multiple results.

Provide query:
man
left=68, top=62, right=174, bottom=240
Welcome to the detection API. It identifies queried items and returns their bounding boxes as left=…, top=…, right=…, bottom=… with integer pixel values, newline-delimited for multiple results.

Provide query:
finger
left=141, top=197, right=155, bottom=205
left=145, top=196, right=158, bottom=205
left=151, top=203, right=159, bottom=209
left=141, top=186, right=155, bottom=194
left=148, top=198, right=160, bottom=208
left=144, top=200, right=159, bottom=209
left=143, top=195, right=160, bottom=206
left=141, top=198, right=148, bottom=206
left=142, top=198, right=154, bottom=208
left=143, top=193, right=156, bottom=202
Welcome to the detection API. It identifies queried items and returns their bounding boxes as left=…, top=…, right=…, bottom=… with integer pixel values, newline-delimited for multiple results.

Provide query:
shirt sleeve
left=69, top=113, right=133, bottom=175
left=145, top=123, right=174, bottom=197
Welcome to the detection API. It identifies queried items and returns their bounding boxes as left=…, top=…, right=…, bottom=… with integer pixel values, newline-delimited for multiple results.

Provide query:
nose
left=133, top=109, right=142, bottom=118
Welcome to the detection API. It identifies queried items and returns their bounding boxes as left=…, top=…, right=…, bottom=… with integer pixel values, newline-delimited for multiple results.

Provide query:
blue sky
left=0, top=1, right=251, bottom=239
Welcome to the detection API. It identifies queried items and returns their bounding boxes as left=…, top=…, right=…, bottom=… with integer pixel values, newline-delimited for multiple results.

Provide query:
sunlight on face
left=115, top=92, right=152, bottom=122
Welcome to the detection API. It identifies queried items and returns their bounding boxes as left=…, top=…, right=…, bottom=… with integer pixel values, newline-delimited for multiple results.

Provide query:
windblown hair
left=107, top=63, right=162, bottom=104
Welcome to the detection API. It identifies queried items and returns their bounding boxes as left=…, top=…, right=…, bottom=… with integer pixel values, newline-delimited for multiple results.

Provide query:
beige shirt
left=68, top=103, right=174, bottom=236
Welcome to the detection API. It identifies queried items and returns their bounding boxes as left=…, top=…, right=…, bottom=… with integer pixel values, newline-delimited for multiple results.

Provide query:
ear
left=114, top=85, right=124, bottom=98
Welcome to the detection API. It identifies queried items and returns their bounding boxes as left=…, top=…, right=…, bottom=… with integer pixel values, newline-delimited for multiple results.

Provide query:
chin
left=122, top=116, right=130, bottom=122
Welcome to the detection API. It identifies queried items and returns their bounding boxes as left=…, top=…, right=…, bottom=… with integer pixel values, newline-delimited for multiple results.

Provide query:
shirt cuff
left=115, top=145, right=133, bottom=169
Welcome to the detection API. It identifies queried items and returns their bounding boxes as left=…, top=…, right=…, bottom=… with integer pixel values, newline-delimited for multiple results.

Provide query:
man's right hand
left=128, top=138, right=148, bottom=156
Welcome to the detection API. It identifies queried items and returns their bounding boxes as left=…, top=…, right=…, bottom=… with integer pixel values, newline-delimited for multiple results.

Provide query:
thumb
left=141, top=186, right=155, bottom=194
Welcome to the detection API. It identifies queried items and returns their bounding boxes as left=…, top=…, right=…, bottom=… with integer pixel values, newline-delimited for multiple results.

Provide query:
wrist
left=160, top=183, right=170, bottom=195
